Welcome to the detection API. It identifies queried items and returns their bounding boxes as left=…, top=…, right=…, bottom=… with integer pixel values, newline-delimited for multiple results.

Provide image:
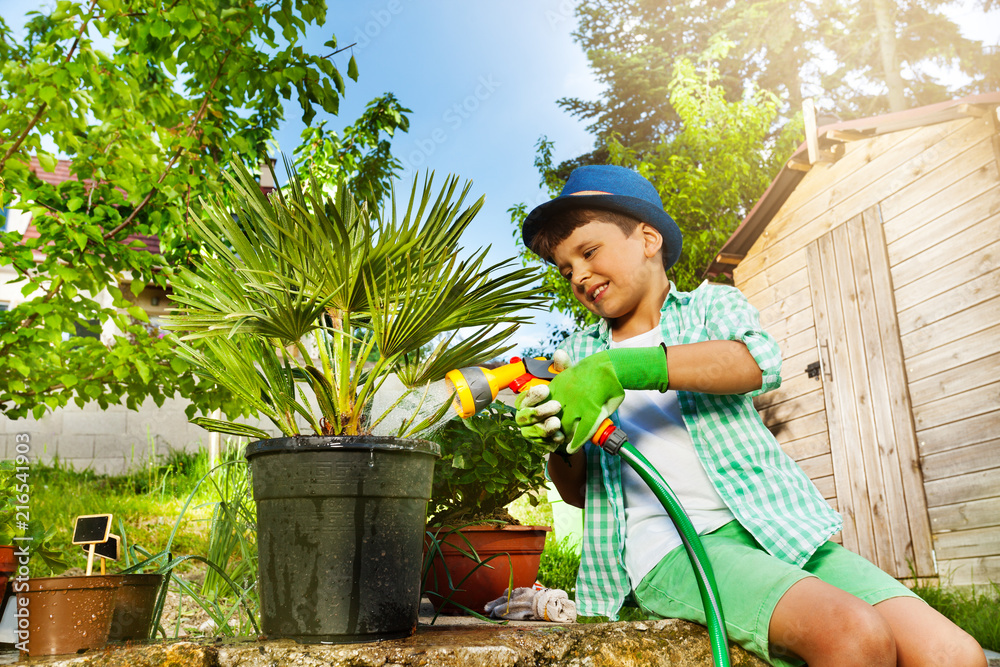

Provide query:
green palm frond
left=167, top=155, right=547, bottom=437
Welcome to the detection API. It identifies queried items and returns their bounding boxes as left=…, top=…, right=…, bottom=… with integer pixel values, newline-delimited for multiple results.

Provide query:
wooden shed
left=707, top=93, right=1000, bottom=587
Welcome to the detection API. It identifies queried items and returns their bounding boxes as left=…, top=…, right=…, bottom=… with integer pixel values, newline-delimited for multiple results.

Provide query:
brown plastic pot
left=18, top=575, right=118, bottom=657
left=108, top=573, right=165, bottom=642
left=424, top=524, right=551, bottom=615
left=0, top=545, right=14, bottom=622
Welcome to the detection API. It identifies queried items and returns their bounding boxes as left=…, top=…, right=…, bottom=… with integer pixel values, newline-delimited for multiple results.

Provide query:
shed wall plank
left=918, top=409, right=1000, bottom=456
left=891, top=210, right=1000, bottom=291
left=920, top=438, right=1000, bottom=482
left=929, top=496, right=1000, bottom=533
left=905, top=322, right=1000, bottom=383
left=924, top=468, right=1000, bottom=506
left=779, top=432, right=831, bottom=461
left=900, top=295, right=1000, bottom=359
left=739, top=118, right=982, bottom=282
left=897, top=266, right=1000, bottom=336
left=894, top=238, right=1000, bottom=313
left=758, top=388, right=825, bottom=426
left=879, top=138, right=997, bottom=222
left=934, top=555, right=1000, bottom=587
left=912, top=382, right=1000, bottom=432
left=934, top=525, right=1000, bottom=560
left=909, top=351, right=1000, bottom=408
left=885, top=181, right=1000, bottom=266
left=756, top=371, right=824, bottom=410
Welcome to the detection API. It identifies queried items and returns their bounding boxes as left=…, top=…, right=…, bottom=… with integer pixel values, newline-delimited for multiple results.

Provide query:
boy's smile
left=551, top=219, right=672, bottom=340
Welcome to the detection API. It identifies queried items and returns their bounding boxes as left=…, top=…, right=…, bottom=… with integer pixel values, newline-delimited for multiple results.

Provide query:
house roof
left=706, top=92, right=1000, bottom=279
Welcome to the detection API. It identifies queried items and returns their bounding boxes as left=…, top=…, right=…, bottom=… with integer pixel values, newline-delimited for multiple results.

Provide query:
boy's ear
left=640, top=222, right=664, bottom=259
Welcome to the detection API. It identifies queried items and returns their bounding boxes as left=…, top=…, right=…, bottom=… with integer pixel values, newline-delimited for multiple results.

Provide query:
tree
left=511, top=43, right=799, bottom=326
left=816, top=0, right=1000, bottom=114
left=0, top=0, right=406, bottom=420
left=561, top=0, right=999, bottom=137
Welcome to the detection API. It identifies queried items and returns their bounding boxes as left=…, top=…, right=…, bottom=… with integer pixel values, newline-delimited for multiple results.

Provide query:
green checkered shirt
left=557, top=282, right=842, bottom=619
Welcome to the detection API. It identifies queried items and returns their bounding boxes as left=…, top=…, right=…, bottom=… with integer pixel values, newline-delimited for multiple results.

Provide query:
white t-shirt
left=610, top=327, right=735, bottom=588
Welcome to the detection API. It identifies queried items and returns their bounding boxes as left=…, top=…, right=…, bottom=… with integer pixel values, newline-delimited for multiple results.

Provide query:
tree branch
left=0, top=0, right=101, bottom=173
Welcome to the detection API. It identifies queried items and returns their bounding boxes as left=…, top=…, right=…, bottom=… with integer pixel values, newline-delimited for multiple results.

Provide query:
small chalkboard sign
left=79, top=533, right=120, bottom=561
left=72, top=514, right=112, bottom=545
left=73, top=514, right=113, bottom=575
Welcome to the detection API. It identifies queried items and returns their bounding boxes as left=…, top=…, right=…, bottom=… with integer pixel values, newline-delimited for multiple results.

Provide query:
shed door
left=806, top=205, right=935, bottom=578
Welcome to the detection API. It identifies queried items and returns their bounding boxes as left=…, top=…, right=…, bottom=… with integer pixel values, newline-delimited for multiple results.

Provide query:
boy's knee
left=829, top=604, right=896, bottom=666
left=924, top=629, right=986, bottom=667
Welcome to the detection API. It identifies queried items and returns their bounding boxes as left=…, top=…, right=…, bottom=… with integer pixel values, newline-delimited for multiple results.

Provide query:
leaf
left=127, top=305, right=149, bottom=322
left=150, top=20, right=171, bottom=39
left=59, top=374, right=78, bottom=388
left=36, top=152, right=57, bottom=172
left=180, top=19, right=201, bottom=39
left=130, top=279, right=145, bottom=296
left=190, top=417, right=272, bottom=439
left=347, top=54, right=358, bottom=82
left=66, top=197, right=85, bottom=211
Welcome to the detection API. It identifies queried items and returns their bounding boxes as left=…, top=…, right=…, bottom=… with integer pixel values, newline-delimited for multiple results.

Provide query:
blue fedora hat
left=522, top=165, right=682, bottom=270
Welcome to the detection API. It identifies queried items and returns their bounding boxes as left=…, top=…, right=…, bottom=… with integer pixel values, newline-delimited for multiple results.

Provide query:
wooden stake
left=803, top=98, right=819, bottom=165
left=100, top=558, right=106, bottom=575
left=86, top=544, right=96, bottom=576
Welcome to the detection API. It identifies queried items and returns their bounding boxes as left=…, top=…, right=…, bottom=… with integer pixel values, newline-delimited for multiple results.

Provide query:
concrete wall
left=1, top=396, right=282, bottom=475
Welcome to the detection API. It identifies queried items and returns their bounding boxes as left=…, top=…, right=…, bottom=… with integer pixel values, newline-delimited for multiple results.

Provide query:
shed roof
left=706, top=92, right=1000, bottom=279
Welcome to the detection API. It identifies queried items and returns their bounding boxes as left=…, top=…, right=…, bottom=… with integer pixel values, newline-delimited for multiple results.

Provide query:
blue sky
left=269, top=1, right=601, bottom=353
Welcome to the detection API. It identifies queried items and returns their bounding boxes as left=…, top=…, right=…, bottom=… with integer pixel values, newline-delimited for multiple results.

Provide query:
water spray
left=445, top=356, right=731, bottom=667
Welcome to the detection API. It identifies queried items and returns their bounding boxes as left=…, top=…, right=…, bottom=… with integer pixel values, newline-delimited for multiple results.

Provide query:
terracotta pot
left=424, top=524, right=551, bottom=615
left=108, top=573, right=165, bottom=642
left=0, top=545, right=14, bottom=624
left=18, top=575, right=118, bottom=657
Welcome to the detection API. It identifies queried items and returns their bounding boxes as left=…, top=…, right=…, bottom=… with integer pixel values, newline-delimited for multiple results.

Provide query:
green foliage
left=912, top=580, right=1000, bottom=652
left=294, top=93, right=412, bottom=208
left=165, top=157, right=545, bottom=436
left=0, top=459, right=68, bottom=572
left=0, top=0, right=381, bottom=421
left=562, top=0, right=999, bottom=136
left=511, top=44, right=794, bottom=325
left=426, top=403, right=550, bottom=527
left=23, top=454, right=215, bottom=577
left=536, top=536, right=581, bottom=599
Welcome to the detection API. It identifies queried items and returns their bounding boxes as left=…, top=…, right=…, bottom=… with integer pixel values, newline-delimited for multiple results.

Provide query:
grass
left=28, top=447, right=219, bottom=578
left=912, top=580, right=1000, bottom=652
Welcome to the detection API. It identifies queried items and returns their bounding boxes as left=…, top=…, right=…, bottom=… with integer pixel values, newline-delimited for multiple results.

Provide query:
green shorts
left=632, top=520, right=920, bottom=667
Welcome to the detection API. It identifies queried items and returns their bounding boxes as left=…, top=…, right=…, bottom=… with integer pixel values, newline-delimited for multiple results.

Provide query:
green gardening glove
left=514, top=350, right=572, bottom=449
left=547, top=345, right=669, bottom=454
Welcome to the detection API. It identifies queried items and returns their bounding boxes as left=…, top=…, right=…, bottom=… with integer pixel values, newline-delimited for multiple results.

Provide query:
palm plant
left=163, top=157, right=544, bottom=439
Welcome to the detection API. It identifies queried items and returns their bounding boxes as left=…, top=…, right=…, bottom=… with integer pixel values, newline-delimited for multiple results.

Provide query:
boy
left=515, top=165, right=984, bottom=667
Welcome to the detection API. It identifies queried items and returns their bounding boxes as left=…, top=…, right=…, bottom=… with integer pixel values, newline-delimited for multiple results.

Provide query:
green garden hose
left=617, top=439, right=731, bottom=667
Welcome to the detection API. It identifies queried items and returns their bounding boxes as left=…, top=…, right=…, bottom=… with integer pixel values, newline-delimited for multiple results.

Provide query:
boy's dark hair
left=528, top=207, right=670, bottom=271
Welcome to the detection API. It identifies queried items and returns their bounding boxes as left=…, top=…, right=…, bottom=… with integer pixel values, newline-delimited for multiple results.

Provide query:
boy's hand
left=514, top=384, right=564, bottom=448
left=547, top=346, right=669, bottom=453
left=514, top=350, right=572, bottom=449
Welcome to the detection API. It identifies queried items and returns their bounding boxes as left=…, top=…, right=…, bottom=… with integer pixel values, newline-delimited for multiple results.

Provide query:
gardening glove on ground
left=484, top=587, right=577, bottom=622
left=514, top=350, right=572, bottom=449
left=547, top=345, right=669, bottom=454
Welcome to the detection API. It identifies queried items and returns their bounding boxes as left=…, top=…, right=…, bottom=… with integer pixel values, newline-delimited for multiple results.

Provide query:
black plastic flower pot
left=245, top=435, right=439, bottom=644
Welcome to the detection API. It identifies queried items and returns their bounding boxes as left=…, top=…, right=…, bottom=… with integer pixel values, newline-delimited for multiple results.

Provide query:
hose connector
left=592, top=418, right=626, bottom=455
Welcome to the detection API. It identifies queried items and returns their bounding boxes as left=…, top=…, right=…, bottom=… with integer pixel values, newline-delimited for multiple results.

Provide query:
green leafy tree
left=563, top=0, right=998, bottom=135
left=292, top=92, right=411, bottom=207
left=0, top=0, right=402, bottom=420
left=511, top=44, right=798, bottom=326
left=816, top=0, right=1000, bottom=113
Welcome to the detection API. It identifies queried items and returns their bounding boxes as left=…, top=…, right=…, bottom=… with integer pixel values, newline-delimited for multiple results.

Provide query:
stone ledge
left=12, top=620, right=769, bottom=666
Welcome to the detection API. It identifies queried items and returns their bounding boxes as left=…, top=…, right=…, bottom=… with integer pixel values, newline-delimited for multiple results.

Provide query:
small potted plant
left=422, top=401, right=553, bottom=615
left=0, top=461, right=18, bottom=618
left=163, top=158, right=543, bottom=643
